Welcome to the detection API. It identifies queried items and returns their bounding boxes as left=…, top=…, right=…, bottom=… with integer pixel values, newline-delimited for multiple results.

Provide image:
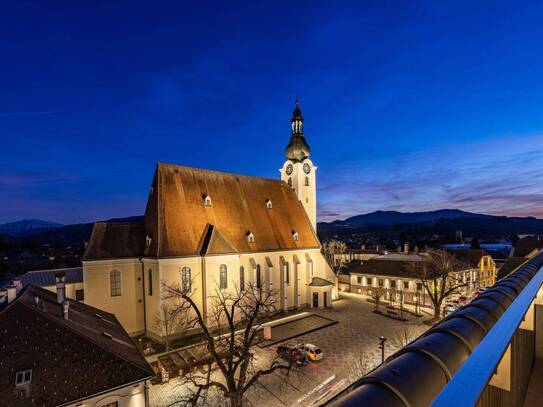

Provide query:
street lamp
left=379, top=335, right=387, bottom=363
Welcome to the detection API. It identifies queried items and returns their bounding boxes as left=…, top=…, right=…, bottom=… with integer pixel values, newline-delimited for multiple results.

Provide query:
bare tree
left=393, top=326, right=415, bottom=347
left=154, top=302, right=179, bottom=353
left=322, top=239, right=348, bottom=276
left=161, top=281, right=292, bottom=407
left=410, top=250, right=467, bottom=320
left=369, top=286, right=387, bottom=312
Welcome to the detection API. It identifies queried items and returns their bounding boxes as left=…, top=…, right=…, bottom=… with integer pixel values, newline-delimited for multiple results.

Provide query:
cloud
left=317, top=134, right=543, bottom=221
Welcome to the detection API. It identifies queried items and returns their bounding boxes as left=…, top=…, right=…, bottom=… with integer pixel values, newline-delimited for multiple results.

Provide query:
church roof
left=85, top=163, right=320, bottom=260
left=84, top=222, right=145, bottom=260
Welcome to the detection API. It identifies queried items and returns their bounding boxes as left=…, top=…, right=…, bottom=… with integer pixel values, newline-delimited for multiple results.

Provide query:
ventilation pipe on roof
left=62, top=300, right=70, bottom=320
left=403, top=242, right=409, bottom=254
left=12, top=278, right=22, bottom=293
left=55, top=272, right=66, bottom=304
left=7, top=286, right=16, bottom=304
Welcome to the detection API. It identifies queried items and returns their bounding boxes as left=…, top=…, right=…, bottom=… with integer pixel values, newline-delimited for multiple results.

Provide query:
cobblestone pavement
left=149, top=292, right=430, bottom=406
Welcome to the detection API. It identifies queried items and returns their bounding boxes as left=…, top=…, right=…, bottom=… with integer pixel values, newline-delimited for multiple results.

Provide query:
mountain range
left=2, top=209, right=543, bottom=242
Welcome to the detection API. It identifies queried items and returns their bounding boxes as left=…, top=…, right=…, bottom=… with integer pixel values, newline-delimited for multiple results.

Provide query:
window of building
left=404, top=281, right=409, bottom=289
left=357, top=276, right=362, bottom=285
left=204, top=195, right=212, bottom=207
left=390, top=280, right=396, bottom=289
left=181, top=266, right=191, bottom=292
left=75, top=289, right=84, bottom=301
left=101, top=402, right=119, bottom=407
left=148, top=269, right=153, bottom=296
left=256, top=265, right=262, bottom=289
left=285, top=263, right=290, bottom=285
left=305, top=176, right=309, bottom=186
left=110, top=270, right=121, bottom=297
left=417, top=282, right=423, bottom=291
left=220, top=264, right=228, bottom=289
left=145, top=234, right=152, bottom=248
left=239, top=266, right=245, bottom=291
left=378, top=279, right=384, bottom=287
left=15, top=369, right=32, bottom=386
left=287, top=177, right=292, bottom=187
left=266, top=199, right=272, bottom=209
left=292, top=231, right=299, bottom=241
left=247, top=231, right=255, bottom=243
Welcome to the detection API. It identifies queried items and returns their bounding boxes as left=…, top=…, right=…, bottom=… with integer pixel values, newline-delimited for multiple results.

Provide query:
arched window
left=239, top=266, right=245, bottom=291
left=305, top=176, right=309, bottom=186
left=256, top=264, right=262, bottom=289
left=110, top=270, right=121, bottom=297
left=220, top=264, right=228, bottom=289
left=292, top=230, right=299, bottom=241
left=181, top=266, right=191, bottom=292
left=148, top=269, right=153, bottom=296
left=266, top=199, right=272, bottom=209
left=285, top=263, right=290, bottom=285
left=287, top=177, right=292, bottom=187
left=204, top=195, right=212, bottom=207
left=246, top=231, right=255, bottom=243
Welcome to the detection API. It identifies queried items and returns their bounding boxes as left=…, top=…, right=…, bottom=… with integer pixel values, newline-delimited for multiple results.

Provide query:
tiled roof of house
left=0, top=285, right=154, bottom=406
left=344, top=259, right=422, bottom=278
left=83, top=222, right=145, bottom=260
left=0, top=267, right=82, bottom=290
left=85, top=163, right=320, bottom=259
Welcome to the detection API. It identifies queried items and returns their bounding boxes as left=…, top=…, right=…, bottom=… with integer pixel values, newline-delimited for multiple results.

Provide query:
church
left=82, top=101, right=337, bottom=340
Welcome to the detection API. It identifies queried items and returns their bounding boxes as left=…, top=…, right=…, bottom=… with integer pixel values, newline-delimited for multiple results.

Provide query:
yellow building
left=449, top=249, right=496, bottom=289
left=82, top=102, right=337, bottom=341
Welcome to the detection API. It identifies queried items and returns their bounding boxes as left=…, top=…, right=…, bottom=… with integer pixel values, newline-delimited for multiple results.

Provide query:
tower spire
left=285, top=98, right=310, bottom=161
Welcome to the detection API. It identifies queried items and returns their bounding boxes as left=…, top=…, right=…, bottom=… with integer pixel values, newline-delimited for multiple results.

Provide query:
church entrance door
left=313, top=292, right=319, bottom=308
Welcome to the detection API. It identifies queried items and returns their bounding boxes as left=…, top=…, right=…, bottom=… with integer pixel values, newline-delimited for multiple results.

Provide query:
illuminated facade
left=82, top=101, right=337, bottom=341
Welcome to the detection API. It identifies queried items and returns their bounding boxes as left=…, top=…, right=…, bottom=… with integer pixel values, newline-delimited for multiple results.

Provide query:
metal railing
left=432, top=262, right=543, bottom=406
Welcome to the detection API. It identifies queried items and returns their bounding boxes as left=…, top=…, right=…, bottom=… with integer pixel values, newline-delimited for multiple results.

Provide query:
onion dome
left=285, top=98, right=311, bottom=161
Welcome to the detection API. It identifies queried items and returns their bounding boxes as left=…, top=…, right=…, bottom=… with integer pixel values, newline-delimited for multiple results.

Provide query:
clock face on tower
left=303, top=163, right=311, bottom=174
left=286, top=164, right=293, bottom=175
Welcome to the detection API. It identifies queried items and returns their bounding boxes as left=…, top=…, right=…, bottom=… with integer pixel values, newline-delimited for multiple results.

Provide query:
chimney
left=403, top=242, right=409, bottom=254
left=62, top=300, right=70, bottom=320
left=55, top=272, right=66, bottom=304
left=7, top=286, right=16, bottom=304
left=12, top=278, right=22, bottom=293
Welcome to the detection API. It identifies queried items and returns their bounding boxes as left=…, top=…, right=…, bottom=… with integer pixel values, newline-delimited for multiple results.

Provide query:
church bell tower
left=280, top=99, right=317, bottom=231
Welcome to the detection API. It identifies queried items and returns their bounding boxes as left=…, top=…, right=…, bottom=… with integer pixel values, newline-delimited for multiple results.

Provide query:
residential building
left=0, top=267, right=84, bottom=301
left=448, top=249, right=496, bottom=289
left=82, top=101, right=337, bottom=341
left=0, top=273, right=154, bottom=406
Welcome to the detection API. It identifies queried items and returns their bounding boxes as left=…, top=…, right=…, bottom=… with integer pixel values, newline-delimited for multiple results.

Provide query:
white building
left=82, top=101, right=337, bottom=341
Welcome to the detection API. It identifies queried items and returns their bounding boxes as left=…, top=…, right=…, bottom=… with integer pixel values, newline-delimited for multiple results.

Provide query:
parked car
left=299, top=343, right=323, bottom=361
left=276, top=344, right=308, bottom=366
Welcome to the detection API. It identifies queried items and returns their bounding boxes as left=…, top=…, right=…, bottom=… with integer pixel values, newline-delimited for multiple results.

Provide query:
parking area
left=149, top=292, right=429, bottom=406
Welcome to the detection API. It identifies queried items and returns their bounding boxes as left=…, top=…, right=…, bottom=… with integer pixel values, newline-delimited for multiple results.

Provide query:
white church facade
left=82, top=101, right=337, bottom=340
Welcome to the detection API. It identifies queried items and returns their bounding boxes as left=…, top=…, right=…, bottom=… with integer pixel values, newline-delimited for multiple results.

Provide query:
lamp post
left=379, top=335, right=386, bottom=363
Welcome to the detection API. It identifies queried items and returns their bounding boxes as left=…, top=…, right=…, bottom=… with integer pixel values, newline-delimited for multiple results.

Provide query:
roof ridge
left=157, top=161, right=283, bottom=184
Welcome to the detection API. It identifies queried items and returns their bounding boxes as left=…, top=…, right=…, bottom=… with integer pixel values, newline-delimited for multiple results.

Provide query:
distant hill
left=318, top=209, right=543, bottom=239
left=0, top=219, right=63, bottom=237
left=1, top=216, right=144, bottom=242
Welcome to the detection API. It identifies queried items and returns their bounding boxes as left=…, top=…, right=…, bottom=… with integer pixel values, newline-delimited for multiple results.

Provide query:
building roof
left=84, top=222, right=145, bottom=260
left=344, top=258, right=422, bottom=279
left=497, top=256, right=529, bottom=280
left=85, top=163, right=320, bottom=260
left=513, top=236, right=543, bottom=257
left=308, top=277, right=334, bottom=287
left=0, top=285, right=154, bottom=406
left=0, top=267, right=82, bottom=290
left=285, top=101, right=311, bottom=162
left=446, top=248, right=492, bottom=268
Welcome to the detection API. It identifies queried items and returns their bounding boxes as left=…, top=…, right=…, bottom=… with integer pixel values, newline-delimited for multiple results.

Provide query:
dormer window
left=15, top=369, right=32, bottom=386
left=246, top=231, right=255, bottom=243
left=203, top=194, right=212, bottom=207
left=266, top=199, right=272, bottom=209
left=292, top=230, right=299, bottom=241
left=145, top=234, right=152, bottom=248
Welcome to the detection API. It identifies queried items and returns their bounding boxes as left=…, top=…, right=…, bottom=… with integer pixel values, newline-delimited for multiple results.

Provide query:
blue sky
left=1, top=1, right=543, bottom=224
